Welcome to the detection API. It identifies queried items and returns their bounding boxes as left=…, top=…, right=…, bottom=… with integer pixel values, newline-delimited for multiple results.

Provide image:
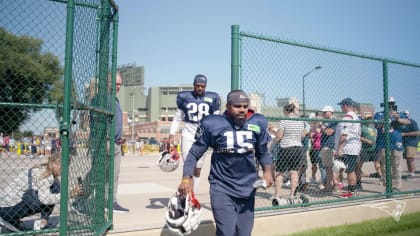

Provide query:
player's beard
left=233, top=113, right=246, bottom=127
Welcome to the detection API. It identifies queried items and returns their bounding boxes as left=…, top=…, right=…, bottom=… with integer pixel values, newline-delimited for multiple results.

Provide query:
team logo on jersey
left=204, top=97, right=213, bottom=103
left=247, top=124, right=260, bottom=133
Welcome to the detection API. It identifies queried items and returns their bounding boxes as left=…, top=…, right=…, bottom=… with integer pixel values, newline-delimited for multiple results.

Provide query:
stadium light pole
left=130, top=92, right=135, bottom=141
left=302, top=66, right=322, bottom=117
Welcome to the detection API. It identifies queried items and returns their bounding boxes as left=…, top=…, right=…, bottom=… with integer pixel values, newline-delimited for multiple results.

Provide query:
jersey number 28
left=186, top=103, right=210, bottom=122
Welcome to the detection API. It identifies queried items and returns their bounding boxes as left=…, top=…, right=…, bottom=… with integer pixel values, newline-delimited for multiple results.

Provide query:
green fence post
left=382, top=61, right=392, bottom=194
left=106, top=7, right=119, bottom=231
left=231, top=25, right=240, bottom=90
left=92, top=0, right=112, bottom=232
left=60, top=0, right=75, bottom=235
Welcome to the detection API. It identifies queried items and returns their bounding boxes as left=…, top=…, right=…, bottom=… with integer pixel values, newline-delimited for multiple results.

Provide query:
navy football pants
left=210, top=187, right=255, bottom=236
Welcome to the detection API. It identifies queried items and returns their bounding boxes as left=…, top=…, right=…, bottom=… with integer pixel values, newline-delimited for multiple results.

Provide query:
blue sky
left=13, top=0, right=420, bottom=134
left=117, top=0, right=420, bottom=121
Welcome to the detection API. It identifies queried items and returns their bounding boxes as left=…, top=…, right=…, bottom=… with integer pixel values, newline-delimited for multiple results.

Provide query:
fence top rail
left=239, top=30, right=420, bottom=68
left=48, top=0, right=119, bottom=11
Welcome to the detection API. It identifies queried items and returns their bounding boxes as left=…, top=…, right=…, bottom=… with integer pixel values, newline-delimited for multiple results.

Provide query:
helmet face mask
left=158, top=150, right=180, bottom=172
left=166, top=192, right=202, bottom=235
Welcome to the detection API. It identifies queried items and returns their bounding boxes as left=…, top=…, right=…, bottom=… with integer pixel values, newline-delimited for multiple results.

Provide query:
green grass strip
left=285, top=211, right=420, bottom=236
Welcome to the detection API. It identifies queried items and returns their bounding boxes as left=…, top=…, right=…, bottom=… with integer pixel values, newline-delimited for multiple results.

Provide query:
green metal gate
left=0, top=0, right=119, bottom=235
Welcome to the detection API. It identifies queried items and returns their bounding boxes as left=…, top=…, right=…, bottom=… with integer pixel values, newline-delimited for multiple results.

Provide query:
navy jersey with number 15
left=183, top=110, right=273, bottom=198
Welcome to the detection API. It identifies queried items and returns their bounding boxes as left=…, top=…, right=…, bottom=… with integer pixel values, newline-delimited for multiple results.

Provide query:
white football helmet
left=158, top=150, right=180, bottom=172
left=166, top=192, right=202, bottom=235
left=333, top=159, right=346, bottom=173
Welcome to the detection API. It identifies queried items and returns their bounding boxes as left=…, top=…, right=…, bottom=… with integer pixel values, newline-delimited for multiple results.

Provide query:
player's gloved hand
left=168, top=135, right=175, bottom=148
left=178, top=177, right=192, bottom=196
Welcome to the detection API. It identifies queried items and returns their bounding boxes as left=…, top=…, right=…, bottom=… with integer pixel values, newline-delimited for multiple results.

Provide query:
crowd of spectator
left=270, top=96, right=419, bottom=201
left=0, top=133, right=60, bottom=158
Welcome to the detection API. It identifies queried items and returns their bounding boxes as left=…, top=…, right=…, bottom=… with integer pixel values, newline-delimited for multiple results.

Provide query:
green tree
left=0, top=28, right=63, bottom=134
left=22, top=130, right=34, bottom=139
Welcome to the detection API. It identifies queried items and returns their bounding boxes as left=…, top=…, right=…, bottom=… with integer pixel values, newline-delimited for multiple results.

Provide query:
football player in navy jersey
left=178, top=90, right=274, bottom=236
left=169, top=74, right=221, bottom=192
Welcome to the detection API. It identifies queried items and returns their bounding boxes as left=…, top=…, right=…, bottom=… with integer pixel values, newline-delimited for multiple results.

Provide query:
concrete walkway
left=106, top=152, right=420, bottom=235
left=1, top=151, right=419, bottom=235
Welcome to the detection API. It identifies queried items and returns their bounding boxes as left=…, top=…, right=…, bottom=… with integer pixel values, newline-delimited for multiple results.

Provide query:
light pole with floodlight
left=130, top=92, right=135, bottom=141
left=302, top=66, right=322, bottom=116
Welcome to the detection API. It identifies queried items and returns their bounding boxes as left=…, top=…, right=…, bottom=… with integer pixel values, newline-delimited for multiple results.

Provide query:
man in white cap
left=319, top=105, right=338, bottom=191
left=374, top=96, right=414, bottom=179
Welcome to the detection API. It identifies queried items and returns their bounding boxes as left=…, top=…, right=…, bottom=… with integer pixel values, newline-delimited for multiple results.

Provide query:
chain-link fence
left=0, top=0, right=118, bottom=235
left=231, top=25, right=420, bottom=213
